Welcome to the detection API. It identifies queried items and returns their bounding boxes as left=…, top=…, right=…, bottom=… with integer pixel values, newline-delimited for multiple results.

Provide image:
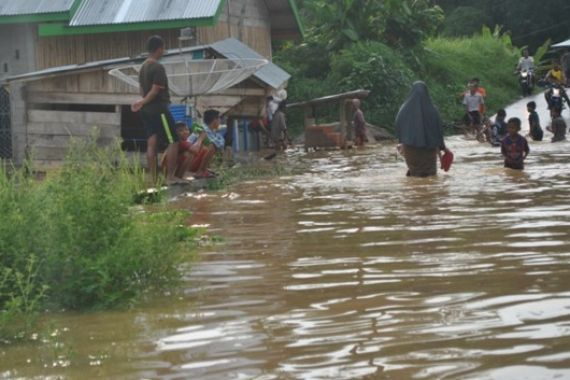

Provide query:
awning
left=211, top=38, right=291, bottom=89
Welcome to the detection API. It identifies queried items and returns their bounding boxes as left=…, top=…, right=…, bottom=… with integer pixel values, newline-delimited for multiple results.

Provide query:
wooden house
left=0, top=0, right=302, bottom=165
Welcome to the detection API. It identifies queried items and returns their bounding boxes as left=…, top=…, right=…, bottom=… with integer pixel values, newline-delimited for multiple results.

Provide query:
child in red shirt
left=162, top=122, right=208, bottom=178
left=501, top=117, right=529, bottom=170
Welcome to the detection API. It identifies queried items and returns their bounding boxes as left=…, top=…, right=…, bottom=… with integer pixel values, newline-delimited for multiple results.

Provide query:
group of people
left=131, top=35, right=226, bottom=185
left=463, top=49, right=570, bottom=143
left=133, top=34, right=569, bottom=182
left=131, top=34, right=296, bottom=184
left=130, top=33, right=372, bottom=183
left=396, top=78, right=569, bottom=177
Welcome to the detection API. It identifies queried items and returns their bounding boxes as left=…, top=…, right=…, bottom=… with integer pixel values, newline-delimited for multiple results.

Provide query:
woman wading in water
left=396, top=81, right=451, bottom=177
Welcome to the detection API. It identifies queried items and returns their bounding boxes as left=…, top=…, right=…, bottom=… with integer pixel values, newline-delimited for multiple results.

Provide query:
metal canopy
left=211, top=38, right=291, bottom=90
left=288, top=90, right=370, bottom=108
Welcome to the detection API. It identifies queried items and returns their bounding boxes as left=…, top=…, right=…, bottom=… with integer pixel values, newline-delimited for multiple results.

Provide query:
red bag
left=441, top=150, right=454, bottom=172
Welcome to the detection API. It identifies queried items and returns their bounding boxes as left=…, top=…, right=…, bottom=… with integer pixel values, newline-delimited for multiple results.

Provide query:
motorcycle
left=545, top=83, right=569, bottom=111
left=518, top=69, right=533, bottom=97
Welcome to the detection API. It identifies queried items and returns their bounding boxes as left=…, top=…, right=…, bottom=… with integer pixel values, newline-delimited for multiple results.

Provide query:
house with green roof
left=0, top=0, right=302, bottom=76
left=0, top=0, right=302, bottom=165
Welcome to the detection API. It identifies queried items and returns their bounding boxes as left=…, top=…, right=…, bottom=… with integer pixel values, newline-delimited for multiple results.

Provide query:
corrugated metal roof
left=70, top=0, right=223, bottom=26
left=210, top=38, right=290, bottom=89
left=0, top=0, right=75, bottom=16
left=5, top=45, right=206, bottom=83
left=5, top=38, right=291, bottom=90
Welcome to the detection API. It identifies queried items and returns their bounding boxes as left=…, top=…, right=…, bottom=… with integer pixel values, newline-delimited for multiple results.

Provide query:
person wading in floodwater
left=131, top=35, right=184, bottom=185
left=396, top=81, right=450, bottom=177
left=352, top=99, right=367, bottom=147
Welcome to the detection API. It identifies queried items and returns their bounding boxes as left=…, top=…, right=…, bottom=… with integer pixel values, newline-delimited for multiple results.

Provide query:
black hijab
left=395, top=81, right=444, bottom=149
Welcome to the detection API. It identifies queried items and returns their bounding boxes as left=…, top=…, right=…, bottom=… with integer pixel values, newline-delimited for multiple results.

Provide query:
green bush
left=279, top=30, right=521, bottom=134
left=0, top=139, right=198, bottom=339
left=424, top=30, right=520, bottom=122
left=329, top=41, right=415, bottom=129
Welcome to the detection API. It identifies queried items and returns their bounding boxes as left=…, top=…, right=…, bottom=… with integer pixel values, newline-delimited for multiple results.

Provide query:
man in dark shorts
left=131, top=35, right=183, bottom=185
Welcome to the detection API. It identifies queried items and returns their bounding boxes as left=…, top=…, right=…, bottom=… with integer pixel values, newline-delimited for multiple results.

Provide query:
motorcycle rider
left=517, top=49, right=534, bottom=73
left=545, top=63, right=567, bottom=85
left=516, top=49, right=535, bottom=94
left=544, top=63, right=570, bottom=111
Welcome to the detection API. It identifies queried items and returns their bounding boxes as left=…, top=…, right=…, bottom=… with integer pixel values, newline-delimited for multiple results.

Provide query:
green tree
left=441, top=6, right=491, bottom=37
left=436, top=0, right=570, bottom=50
left=302, top=0, right=444, bottom=51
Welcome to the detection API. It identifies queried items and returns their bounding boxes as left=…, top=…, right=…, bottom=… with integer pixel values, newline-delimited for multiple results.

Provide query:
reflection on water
left=2, top=132, right=570, bottom=379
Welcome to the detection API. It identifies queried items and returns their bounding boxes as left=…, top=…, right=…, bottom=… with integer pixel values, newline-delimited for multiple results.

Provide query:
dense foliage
left=424, top=29, right=520, bottom=123
left=276, top=2, right=529, bottom=135
left=437, top=0, right=570, bottom=50
left=302, top=0, right=444, bottom=50
left=276, top=27, right=520, bottom=135
left=0, top=140, right=198, bottom=340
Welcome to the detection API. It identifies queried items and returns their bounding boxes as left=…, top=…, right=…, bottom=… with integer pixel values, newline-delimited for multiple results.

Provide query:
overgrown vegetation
left=277, top=1, right=564, bottom=136
left=276, top=27, right=521, bottom=135
left=437, top=0, right=570, bottom=50
left=0, top=139, right=198, bottom=340
left=423, top=27, right=520, bottom=124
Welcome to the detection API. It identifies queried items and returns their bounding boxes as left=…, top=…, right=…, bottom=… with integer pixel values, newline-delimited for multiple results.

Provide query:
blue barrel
left=169, top=104, right=192, bottom=128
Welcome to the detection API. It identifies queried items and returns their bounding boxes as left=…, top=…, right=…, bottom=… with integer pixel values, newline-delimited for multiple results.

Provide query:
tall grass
left=0, top=139, right=198, bottom=340
left=424, top=28, right=520, bottom=122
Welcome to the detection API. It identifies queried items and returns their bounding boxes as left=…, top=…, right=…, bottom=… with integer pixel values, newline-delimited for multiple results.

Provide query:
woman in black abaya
left=395, top=81, right=449, bottom=177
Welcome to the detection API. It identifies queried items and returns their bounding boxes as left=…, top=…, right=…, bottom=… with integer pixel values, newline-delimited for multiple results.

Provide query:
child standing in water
left=547, top=107, right=567, bottom=142
left=527, top=101, right=543, bottom=141
left=489, top=109, right=507, bottom=146
left=501, top=117, right=529, bottom=170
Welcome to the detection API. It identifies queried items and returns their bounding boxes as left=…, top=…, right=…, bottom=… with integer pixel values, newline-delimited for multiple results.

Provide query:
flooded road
left=2, top=97, right=570, bottom=379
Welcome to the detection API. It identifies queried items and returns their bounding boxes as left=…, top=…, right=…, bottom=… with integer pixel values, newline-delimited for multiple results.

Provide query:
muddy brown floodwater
left=2, top=97, right=570, bottom=379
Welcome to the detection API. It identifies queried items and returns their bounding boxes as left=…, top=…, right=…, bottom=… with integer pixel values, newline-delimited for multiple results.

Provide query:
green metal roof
left=1, top=0, right=303, bottom=39
left=0, top=0, right=77, bottom=24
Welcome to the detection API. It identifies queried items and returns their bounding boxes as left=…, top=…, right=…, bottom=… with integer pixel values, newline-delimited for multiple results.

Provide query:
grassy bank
left=0, top=140, right=198, bottom=341
left=276, top=29, right=520, bottom=135
left=424, top=30, right=520, bottom=124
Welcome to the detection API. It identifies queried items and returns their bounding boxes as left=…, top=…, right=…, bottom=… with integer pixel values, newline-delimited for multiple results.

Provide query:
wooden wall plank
left=27, top=91, right=140, bottom=105
left=28, top=110, right=120, bottom=125
left=27, top=123, right=120, bottom=139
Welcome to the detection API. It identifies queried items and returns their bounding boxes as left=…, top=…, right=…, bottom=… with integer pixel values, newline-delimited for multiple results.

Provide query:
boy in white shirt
left=463, top=85, right=485, bottom=135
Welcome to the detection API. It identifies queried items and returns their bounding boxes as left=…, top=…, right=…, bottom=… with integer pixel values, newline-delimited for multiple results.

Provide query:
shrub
left=329, top=41, right=415, bottom=130
left=278, top=29, right=521, bottom=135
left=423, top=29, right=520, bottom=122
left=0, top=139, right=198, bottom=339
